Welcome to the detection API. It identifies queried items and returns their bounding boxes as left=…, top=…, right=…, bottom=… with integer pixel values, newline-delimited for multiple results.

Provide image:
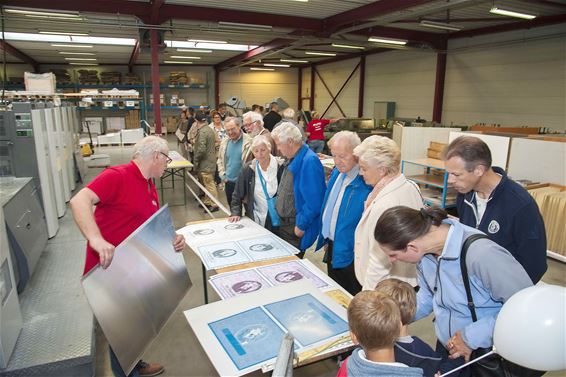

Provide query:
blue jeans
left=308, top=140, right=325, bottom=153
left=109, top=346, right=140, bottom=377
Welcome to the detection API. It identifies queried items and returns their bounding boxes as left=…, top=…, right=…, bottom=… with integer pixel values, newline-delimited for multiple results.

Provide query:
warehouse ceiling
left=0, top=0, right=565, bottom=71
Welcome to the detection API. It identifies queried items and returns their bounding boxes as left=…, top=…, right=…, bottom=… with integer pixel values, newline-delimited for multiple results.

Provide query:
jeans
left=109, top=347, right=140, bottom=377
left=225, top=180, right=236, bottom=208
left=308, top=139, right=325, bottom=153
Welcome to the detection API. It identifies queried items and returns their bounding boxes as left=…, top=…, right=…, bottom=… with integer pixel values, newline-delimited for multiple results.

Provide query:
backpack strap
left=460, top=233, right=490, bottom=322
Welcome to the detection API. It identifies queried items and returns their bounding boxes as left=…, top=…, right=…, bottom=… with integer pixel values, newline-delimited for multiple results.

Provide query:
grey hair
left=328, top=130, right=361, bottom=152
left=250, top=135, right=272, bottom=151
left=282, top=107, right=295, bottom=119
left=244, top=111, right=264, bottom=127
left=271, top=122, right=303, bottom=145
left=353, top=135, right=400, bottom=174
left=224, top=116, right=242, bottom=128
left=132, top=136, right=168, bottom=160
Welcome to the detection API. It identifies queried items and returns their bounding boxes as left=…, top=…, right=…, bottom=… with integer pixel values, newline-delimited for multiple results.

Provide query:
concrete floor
left=75, top=137, right=565, bottom=377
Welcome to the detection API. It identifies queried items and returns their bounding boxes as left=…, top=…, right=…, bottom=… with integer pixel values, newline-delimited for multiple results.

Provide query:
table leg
left=183, top=168, right=187, bottom=206
left=202, top=263, right=208, bottom=304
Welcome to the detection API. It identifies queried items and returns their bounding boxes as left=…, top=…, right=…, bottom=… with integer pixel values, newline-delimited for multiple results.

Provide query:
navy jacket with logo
left=456, top=167, right=547, bottom=283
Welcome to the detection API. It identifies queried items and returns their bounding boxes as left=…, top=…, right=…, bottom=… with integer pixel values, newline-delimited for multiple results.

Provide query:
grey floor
left=69, top=137, right=565, bottom=377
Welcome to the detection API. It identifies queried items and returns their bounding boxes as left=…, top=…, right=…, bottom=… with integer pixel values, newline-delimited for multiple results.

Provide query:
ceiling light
left=291, top=0, right=309, bottom=2
left=169, top=56, right=201, bottom=59
left=26, top=15, right=83, bottom=21
left=305, top=51, right=336, bottom=56
left=264, top=63, right=290, bottom=67
left=164, top=61, right=194, bottom=64
left=280, top=59, right=309, bottom=63
left=368, top=36, right=407, bottom=45
left=420, top=20, right=462, bottom=31
left=167, top=40, right=256, bottom=52
left=5, top=9, right=80, bottom=17
left=331, top=43, right=365, bottom=49
left=39, top=31, right=89, bottom=36
left=176, top=49, right=212, bottom=53
left=5, top=32, right=134, bottom=45
left=250, top=67, right=275, bottom=71
left=188, top=39, right=227, bottom=44
left=69, top=62, right=98, bottom=66
left=489, top=6, right=536, bottom=20
left=218, top=21, right=272, bottom=31
left=59, top=52, right=95, bottom=55
left=52, top=44, right=93, bottom=48
left=65, top=57, right=97, bottom=61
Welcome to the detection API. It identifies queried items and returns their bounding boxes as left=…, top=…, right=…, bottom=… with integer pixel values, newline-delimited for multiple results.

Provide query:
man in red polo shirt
left=70, top=136, right=185, bottom=377
left=306, top=111, right=341, bottom=153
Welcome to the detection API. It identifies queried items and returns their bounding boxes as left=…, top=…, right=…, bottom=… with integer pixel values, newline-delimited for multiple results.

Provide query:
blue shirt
left=225, top=137, right=243, bottom=182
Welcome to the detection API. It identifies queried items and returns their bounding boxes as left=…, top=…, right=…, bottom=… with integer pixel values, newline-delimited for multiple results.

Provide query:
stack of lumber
left=170, top=71, right=189, bottom=85
left=78, top=70, right=99, bottom=85
left=100, top=71, right=121, bottom=84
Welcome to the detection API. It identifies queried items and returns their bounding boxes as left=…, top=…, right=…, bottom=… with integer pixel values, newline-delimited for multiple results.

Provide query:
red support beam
left=0, top=40, right=39, bottom=72
left=214, top=68, right=220, bottom=108
left=309, top=65, right=315, bottom=111
left=150, top=28, right=162, bottom=134
left=215, top=38, right=294, bottom=71
left=322, top=0, right=433, bottom=35
left=128, top=40, right=140, bottom=73
left=149, top=0, right=165, bottom=24
left=358, top=55, right=365, bottom=118
left=450, top=13, right=566, bottom=39
left=432, top=51, right=447, bottom=124
left=297, top=67, right=302, bottom=111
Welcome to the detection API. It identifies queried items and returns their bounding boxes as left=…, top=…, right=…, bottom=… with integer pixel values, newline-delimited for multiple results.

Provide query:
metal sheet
left=81, top=206, right=191, bottom=375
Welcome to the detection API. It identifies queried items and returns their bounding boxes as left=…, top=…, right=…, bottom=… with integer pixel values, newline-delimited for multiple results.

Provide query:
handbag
left=460, top=234, right=544, bottom=377
left=257, top=160, right=281, bottom=227
left=175, top=128, right=185, bottom=143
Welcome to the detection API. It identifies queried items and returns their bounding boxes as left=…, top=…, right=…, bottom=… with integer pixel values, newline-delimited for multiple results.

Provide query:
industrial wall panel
left=312, top=59, right=360, bottom=118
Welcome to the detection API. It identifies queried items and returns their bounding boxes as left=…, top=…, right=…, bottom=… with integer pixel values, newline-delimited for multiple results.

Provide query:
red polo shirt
left=83, top=161, right=159, bottom=275
left=306, top=119, right=331, bottom=141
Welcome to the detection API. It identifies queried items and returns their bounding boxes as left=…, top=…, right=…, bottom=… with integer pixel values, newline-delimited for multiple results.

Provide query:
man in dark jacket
left=444, top=136, right=547, bottom=283
left=193, top=112, right=219, bottom=212
left=262, top=101, right=282, bottom=132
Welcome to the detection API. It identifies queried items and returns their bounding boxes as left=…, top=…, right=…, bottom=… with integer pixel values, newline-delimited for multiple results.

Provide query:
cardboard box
left=24, top=72, right=56, bottom=93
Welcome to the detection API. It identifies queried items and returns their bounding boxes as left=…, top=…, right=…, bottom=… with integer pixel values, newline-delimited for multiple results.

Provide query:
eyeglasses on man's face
left=159, top=151, right=173, bottom=164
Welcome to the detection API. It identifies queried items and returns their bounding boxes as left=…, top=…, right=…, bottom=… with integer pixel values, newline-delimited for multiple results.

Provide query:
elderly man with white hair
left=352, top=135, right=423, bottom=291
left=271, top=122, right=326, bottom=256
left=315, top=131, right=372, bottom=295
left=70, top=136, right=185, bottom=377
left=273, top=107, right=306, bottom=142
left=243, top=111, right=276, bottom=153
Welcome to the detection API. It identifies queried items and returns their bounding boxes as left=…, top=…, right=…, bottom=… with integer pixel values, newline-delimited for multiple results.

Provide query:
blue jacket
left=316, top=167, right=371, bottom=268
left=456, top=167, right=547, bottom=283
left=287, top=144, right=326, bottom=250
left=414, top=219, right=532, bottom=350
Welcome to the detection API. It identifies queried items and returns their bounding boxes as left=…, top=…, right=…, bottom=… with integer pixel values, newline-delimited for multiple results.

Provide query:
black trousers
left=225, top=180, right=236, bottom=208
left=324, top=240, right=362, bottom=296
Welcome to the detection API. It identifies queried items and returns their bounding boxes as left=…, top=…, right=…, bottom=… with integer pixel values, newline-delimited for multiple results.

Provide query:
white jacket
left=354, top=174, right=423, bottom=290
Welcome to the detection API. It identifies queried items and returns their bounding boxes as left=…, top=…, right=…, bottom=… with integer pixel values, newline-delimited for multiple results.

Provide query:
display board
left=448, top=131, right=510, bottom=169
left=178, top=218, right=299, bottom=270
left=184, top=281, right=349, bottom=376
left=82, top=206, right=191, bottom=375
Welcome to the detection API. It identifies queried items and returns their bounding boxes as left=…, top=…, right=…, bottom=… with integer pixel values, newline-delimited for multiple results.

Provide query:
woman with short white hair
left=228, top=135, right=284, bottom=231
left=353, top=135, right=423, bottom=291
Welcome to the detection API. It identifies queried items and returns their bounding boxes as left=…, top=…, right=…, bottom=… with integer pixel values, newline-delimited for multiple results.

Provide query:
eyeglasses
left=159, top=151, right=173, bottom=164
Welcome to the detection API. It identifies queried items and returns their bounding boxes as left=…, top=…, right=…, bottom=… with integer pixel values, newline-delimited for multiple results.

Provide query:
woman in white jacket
left=353, top=136, right=423, bottom=291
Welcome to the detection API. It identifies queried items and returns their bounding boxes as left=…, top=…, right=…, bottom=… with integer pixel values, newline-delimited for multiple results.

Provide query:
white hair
left=244, top=111, right=264, bottom=127
left=282, top=107, right=295, bottom=119
left=328, top=130, right=361, bottom=152
left=132, top=136, right=168, bottom=160
left=271, top=122, right=303, bottom=145
left=250, top=135, right=272, bottom=151
left=353, top=135, right=400, bottom=174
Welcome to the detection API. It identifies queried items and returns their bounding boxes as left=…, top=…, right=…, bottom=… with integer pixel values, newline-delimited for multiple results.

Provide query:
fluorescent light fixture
left=218, top=21, right=272, bottom=31
left=280, top=58, right=309, bottom=63
left=368, top=36, right=407, bottom=45
left=264, top=63, right=290, bottom=67
left=164, top=60, right=194, bottom=64
left=4, top=33, right=136, bottom=46
left=69, top=62, right=98, bottom=66
left=65, top=57, right=97, bottom=61
left=5, top=8, right=80, bottom=17
left=250, top=67, right=274, bottom=71
left=420, top=20, right=462, bottom=31
left=27, top=15, right=83, bottom=21
left=188, top=39, right=227, bottom=44
left=305, top=51, right=336, bottom=56
left=59, top=52, right=95, bottom=55
left=167, top=40, right=257, bottom=52
left=169, top=56, right=201, bottom=59
left=331, top=43, right=365, bottom=49
left=292, top=0, right=309, bottom=2
left=489, top=6, right=536, bottom=20
left=39, top=31, right=89, bottom=36
left=52, top=44, right=93, bottom=48
left=176, top=48, right=212, bottom=53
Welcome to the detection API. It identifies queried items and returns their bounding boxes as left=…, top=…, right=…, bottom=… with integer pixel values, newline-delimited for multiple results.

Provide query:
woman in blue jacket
left=373, top=206, right=534, bottom=376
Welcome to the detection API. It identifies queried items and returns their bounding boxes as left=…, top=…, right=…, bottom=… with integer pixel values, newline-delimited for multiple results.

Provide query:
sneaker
left=204, top=205, right=219, bottom=213
left=138, top=361, right=164, bottom=377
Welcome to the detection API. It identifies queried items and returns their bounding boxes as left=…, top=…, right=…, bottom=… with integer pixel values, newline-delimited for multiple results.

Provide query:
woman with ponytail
left=374, top=206, right=536, bottom=376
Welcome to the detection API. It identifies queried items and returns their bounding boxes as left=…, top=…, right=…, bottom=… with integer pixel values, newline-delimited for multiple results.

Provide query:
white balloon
left=493, top=284, right=566, bottom=371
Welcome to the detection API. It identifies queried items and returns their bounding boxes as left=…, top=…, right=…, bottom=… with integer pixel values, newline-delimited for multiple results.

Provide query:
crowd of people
left=72, top=98, right=549, bottom=376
